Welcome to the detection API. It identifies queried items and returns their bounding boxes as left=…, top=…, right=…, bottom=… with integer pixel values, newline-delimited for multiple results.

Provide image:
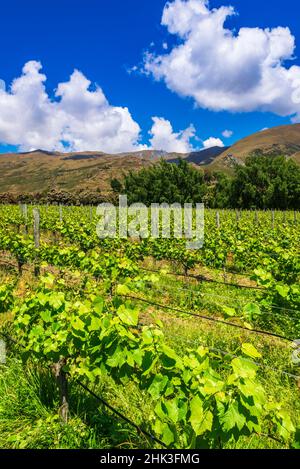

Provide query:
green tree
left=230, top=155, right=300, bottom=209
left=122, top=159, right=206, bottom=205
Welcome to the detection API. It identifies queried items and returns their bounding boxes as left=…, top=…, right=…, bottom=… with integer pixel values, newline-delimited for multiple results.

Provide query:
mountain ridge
left=0, top=124, right=299, bottom=195
left=211, top=124, right=300, bottom=170
left=0, top=146, right=225, bottom=195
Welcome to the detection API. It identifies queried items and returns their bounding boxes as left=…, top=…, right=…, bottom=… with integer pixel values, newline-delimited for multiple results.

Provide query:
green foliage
left=0, top=204, right=299, bottom=449
left=0, top=358, right=149, bottom=449
left=230, top=155, right=300, bottom=209
left=9, top=275, right=297, bottom=448
left=0, top=282, right=15, bottom=314
left=111, top=154, right=300, bottom=209
left=121, top=159, right=207, bottom=205
left=110, top=178, right=123, bottom=193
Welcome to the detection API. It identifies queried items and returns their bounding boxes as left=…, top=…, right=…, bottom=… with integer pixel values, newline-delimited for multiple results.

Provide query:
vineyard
left=0, top=204, right=299, bottom=449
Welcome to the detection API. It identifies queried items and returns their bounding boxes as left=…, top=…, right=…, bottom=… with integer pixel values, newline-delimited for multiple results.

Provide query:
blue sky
left=0, top=0, right=300, bottom=154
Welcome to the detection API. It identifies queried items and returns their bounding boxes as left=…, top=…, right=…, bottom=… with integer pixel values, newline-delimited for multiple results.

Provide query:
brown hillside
left=0, top=150, right=154, bottom=195
left=210, top=124, right=300, bottom=171
left=0, top=147, right=224, bottom=195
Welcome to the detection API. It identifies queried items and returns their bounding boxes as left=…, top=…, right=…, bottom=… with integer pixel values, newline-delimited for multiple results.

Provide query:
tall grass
left=0, top=357, right=153, bottom=449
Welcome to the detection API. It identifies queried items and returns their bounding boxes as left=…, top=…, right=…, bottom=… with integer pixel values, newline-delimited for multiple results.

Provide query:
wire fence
left=139, top=266, right=266, bottom=291
left=0, top=330, right=167, bottom=449
left=178, top=336, right=300, bottom=381
left=143, top=282, right=300, bottom=320
left=0, top=327, right=297, bottom=450
left=1, top=250, right=299, bottom=330
left=123, top=294, right=294, bottom=342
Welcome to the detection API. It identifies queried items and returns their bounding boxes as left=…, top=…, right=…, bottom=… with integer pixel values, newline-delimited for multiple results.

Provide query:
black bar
left=0, top=449, right=297, bottom=466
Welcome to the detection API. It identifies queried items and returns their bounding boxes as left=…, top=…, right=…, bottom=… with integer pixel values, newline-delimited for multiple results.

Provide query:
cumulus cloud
left=222, top=129, right=233, bottom=138
left=0, top=61, right=145, bottom=153
left=149, top=116, right=196, bottom=152
left=203, top=137, right=224, bottom=148
left=143, top=0, right=300, bottom=120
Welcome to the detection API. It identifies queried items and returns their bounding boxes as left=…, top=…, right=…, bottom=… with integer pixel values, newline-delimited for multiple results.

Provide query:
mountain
left=1, top=123, right=299, bottom=196
left=210, top=124, right=300, bottom=171
left=0, top=146, right=226, bottom=196
left=0, top=150, right=155, bottom=195
left=168, top=146, right=228, bottom=165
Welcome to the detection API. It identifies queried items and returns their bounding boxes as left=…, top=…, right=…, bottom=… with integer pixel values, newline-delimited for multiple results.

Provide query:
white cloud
left=222, top=129, right=233, bottom=138
left=149, top=116, right=196, bottom=152
left=202, top=136, right=224, bottom=149
left=0, top=61, right=145, bottom=153
left=143, top=0, right=300, bottom=120
left=162, top=42, right=168, bottom=50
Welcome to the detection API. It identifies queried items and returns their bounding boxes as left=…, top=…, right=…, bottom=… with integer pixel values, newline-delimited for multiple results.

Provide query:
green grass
left=0, top=355, right=158, bottom=449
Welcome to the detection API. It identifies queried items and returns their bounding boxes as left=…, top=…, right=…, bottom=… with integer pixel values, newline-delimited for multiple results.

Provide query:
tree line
left=0, top=189, right=114, bottom=206
left=111, top=155, right=300, bottom=209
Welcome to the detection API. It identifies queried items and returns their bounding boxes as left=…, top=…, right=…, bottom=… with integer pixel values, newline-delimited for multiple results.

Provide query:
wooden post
left=18, top=203, right=22, bottom=233
left=33, top=208, right=40, bottom=276
left=0, top=339, right=6, bottom=365
left=22, top=203, right=28, bottom=233
left=216, top=211, right=220, bottom=229
left=52, top=358, right=69, bottom=423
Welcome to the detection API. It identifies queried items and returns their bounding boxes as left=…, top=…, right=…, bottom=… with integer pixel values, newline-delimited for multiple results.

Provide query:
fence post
left=20, top=203, right=28, bottom=233
left=59, top=204, right=63, bottom=223
left=52, top=358, right=69, bottom=423
left=33, top=208, right=40, bottom=276
left=216, top=211, right=220, bottom=229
